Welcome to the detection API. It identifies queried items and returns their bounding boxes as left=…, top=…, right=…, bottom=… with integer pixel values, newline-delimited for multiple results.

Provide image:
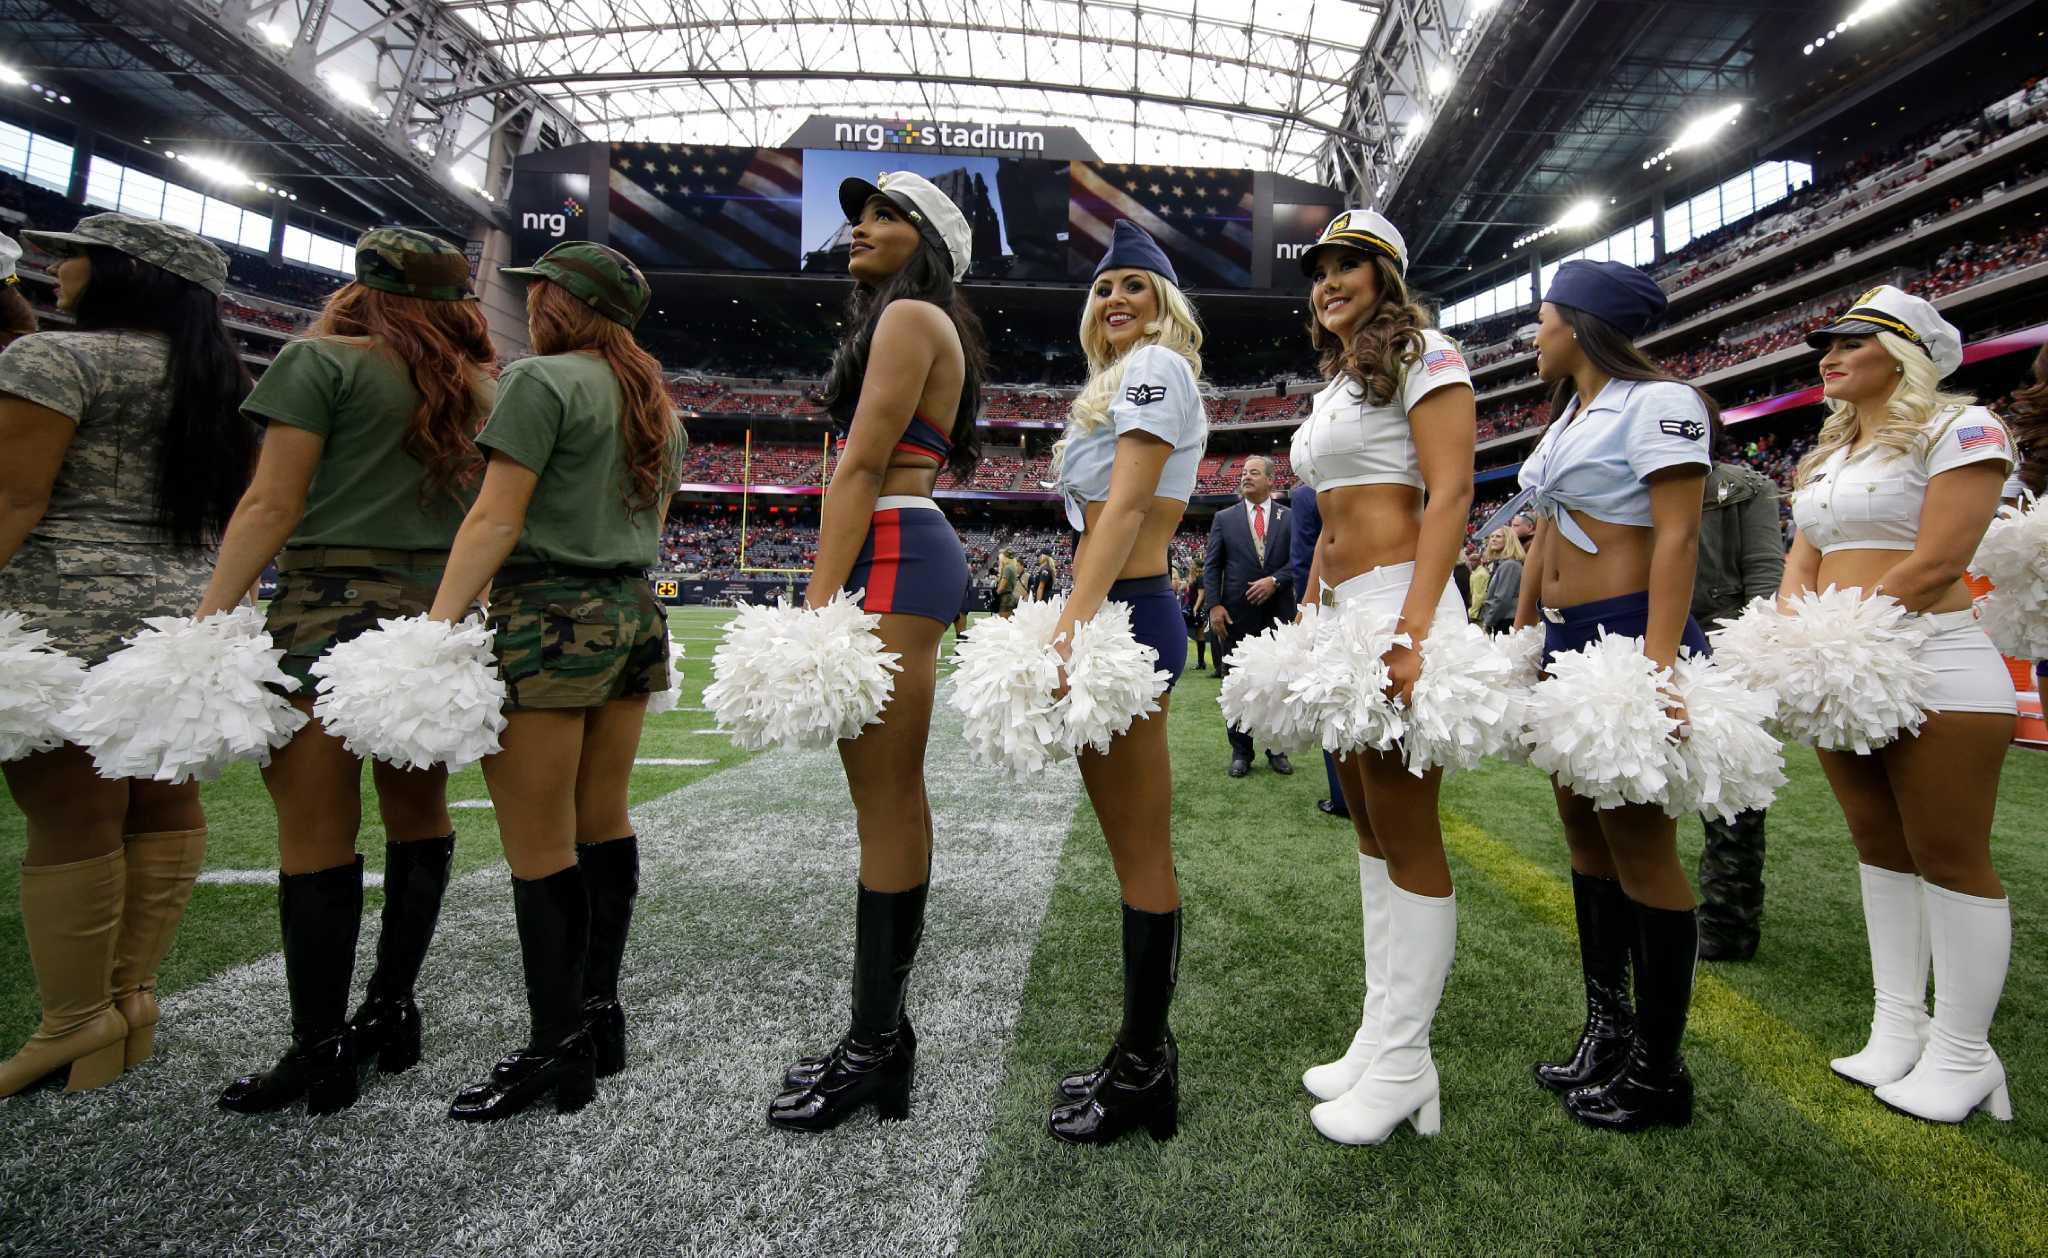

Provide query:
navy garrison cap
left=1092, top=219, right=1178, bottom=287
left=1543, top=259, right=1669, bottom=338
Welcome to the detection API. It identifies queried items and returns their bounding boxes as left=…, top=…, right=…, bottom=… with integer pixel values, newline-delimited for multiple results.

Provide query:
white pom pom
left=644, top=638, right=686, bottom=716
left=1217, top=608, right=1326, bottom=756
left=1062, top=599, right=1170, bottom=756
left=1499, top=624, right=1546, bottom=689
left=1300, top=602, right=1409, bottom=755
left=1703, top=597, right=1790, bottom=702
left=1969, top=502, right=2048, bottom=605
left=1750, top=587, right=1933, bottom=753
left=1978, top=591, right=2048, bottom=659
left=1665, top=654, right=1786, bottom=822
left=703, top=592, right=901, bottom=752
left=311, top=614, right=507, bottom=771
left=0, top=612, right=86, bottom=762
left=63, top=607, right=309, bottom=784
left=1402, top=619, right=1524, bottom=775
left=1523, top=631, right=1678, bottom=809
left=946, top=599, right=1067, bottom=776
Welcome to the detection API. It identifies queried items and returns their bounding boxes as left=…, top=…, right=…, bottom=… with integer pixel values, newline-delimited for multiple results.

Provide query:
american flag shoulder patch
left=1955, top=424, right=2008, bottom=453
left=1423, top=346, right=1467, bottom=376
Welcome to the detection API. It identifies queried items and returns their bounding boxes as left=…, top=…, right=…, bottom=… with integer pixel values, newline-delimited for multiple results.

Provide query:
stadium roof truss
left=429, top=0, right=1386, bottom=178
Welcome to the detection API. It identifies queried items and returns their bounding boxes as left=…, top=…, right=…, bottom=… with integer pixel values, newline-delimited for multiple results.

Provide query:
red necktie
left=1252, top=504, right=1266, bottom=543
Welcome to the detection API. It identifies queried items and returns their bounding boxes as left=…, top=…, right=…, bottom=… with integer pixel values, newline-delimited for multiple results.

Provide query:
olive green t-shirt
left=241, top=337, right=492, bottom=550
left=474, top=352, right=684, bottom=569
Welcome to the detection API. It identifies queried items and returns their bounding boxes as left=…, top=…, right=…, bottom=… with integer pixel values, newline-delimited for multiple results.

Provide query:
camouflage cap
left=355, top=227, right=476, bottom=302
left=22, top=212, right=228, bottom=295
left=500, top=241, right=650, bottom=329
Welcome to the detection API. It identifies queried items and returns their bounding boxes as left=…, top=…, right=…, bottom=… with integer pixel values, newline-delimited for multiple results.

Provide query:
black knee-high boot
left=1534, top=871, right=1637, bottom=1093
left=1049, top=903, right=1181, bottom=1145
left=577, top=835, right=639, bottom=1077
left=768, top=881, right=926, bottom=1131
left=449, top=866, right=596, bottom=1122
left=349, top=835, right=455, bottom=1074
left=1563, top=901, right=1696, bottom=1131
left=219, top=858, right=364, bottom=1116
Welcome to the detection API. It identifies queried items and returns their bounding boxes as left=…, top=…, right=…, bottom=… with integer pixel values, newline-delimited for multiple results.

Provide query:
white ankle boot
left=1874, top=882, right=2014, bottom=1124
left=1310, top=883, right=1455, bottom=1145
left=1303, top=854, right=1389, bottom=1102
left=1831, top=864, right=1931, bottom=1087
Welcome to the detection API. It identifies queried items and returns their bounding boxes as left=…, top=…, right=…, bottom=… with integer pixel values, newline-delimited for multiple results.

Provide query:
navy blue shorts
left=1109, top=573, right=1187, bottom=692
left=1540, top=589, right=1709, bottom=670
left=844, top=499, right=970, bottom=626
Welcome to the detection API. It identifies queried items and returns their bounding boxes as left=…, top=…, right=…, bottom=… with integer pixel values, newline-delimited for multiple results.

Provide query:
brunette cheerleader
left=1513, top=260, right=1713, bottom=1132
left=1790, top=285, right=2017, bottom=1123
left=768, top=172, right=985, bottom=1131
left=1288, top=210, right=1476, bottom=1144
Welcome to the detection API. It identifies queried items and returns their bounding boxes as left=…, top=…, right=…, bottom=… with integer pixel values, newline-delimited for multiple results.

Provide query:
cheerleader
left=1789, top=286, right=2017, bottom=1123
left=1512, top=260, right=1713, bottom=1132
left=0, top=214, right=253, bottom=1096
left=1044, top=219, right=1206, bottom=1145
left=422, top=242, right=682, bottom=1121
left=1288, top=211, right=1475, bottom=1145
left=768, top=172, right=984, bottom=1132
left=204, top=230, right=494, bottom=1116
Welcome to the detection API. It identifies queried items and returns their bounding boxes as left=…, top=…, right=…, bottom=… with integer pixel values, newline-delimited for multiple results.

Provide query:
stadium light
left=1512, top=198, right=1601, bottom=250
left=321, top=71, right=376, bottom=113
left=1805, top=0, right=1899, bottom=55
left=1427, top=65, right=1454, bottom=97
left=253, top=21, right=294, bottom=49
left=172, top=152, right=252, bottom=188
left=0, top=62, right=26, bottom=87
left=449, top=166, right=493, bottom=201
left=1642, top=103, right=1742, bottom=169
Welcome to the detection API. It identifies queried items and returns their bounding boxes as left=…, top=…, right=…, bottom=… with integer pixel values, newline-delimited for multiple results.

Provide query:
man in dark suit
left=1204, top=455, right=1297, bottom=778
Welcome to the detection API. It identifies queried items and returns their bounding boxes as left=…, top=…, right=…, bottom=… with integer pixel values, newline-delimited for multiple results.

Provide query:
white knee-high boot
left=1831, top=864, right=1930, bottom=1087
left=1874, top=882, right=2013, bottom=1123
left=1303, top=853, right=1390, bottom=1102
left=1310, top=882, right=1454, bottom=1145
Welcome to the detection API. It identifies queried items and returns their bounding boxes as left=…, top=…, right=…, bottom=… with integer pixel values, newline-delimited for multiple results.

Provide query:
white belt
left=873, top=495, right=941, bottom=512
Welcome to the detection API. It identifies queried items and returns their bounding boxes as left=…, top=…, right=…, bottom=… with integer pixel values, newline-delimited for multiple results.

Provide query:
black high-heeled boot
left=449, top=865, right=596, bottom=1122
left=349, top=835, right=454, bottom=1075
left=220, top=858, right=364, bottom=1117
left=577, top=835, right=637, bottom=1078
left=1050, top=903, right=1182, bottom=1145
left=1534, top=871, right=1637, bottom=1094
left=768, top=880, right=926, bottom=1132
left=1563, top=901, right=1697, bottom=1132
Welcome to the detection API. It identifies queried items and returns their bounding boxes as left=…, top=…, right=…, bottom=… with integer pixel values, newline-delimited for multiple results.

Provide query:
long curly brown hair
left=2010, top=343, right=2047, bottom=496
left=1308, top=254, right=1434, bottom=404
left=527, top=280, right=682, bottom=516
left=308, top=283, right=496, bottom=504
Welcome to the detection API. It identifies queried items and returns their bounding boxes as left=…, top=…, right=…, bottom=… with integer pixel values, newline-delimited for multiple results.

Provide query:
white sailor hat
left=838, top=171, right=973, bottom=283
left=1301, top=208, right=1407, bottom=276
left=0, top=234, right=20, bottom=285
left=1805, top=284, right=1963, bottom=377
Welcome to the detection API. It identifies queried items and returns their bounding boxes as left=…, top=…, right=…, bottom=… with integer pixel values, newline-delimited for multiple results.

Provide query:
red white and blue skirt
left=843, top=496, right=970, bottom=626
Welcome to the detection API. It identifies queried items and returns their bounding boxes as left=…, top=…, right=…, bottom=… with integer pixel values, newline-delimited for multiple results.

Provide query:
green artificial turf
left=957, top=665, right=2048, bottom=1258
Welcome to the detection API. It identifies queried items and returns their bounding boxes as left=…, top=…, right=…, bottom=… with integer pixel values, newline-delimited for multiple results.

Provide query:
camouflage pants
left=0, top=539, right=216, bottom=665
left=267, top=550, right=451, bottom=691
left=489, top=569, right=670, bottom=712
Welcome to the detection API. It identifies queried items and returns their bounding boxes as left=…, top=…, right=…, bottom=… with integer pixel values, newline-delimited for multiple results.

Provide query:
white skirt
left=1917, top=608, right=2018, bottom=716
left=1326, top=561, right=1466, bottom=625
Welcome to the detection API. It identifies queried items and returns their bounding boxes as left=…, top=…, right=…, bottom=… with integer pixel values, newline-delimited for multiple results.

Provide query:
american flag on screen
left=608, top=144, right=802, bottom=271
left=1069, top=163, right=1254, bottom=288
left=1955, top=424, right=2008, bottom=452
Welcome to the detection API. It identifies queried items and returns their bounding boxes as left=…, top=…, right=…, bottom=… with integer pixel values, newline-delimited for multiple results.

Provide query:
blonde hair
left=1052, top=270, right=1204, bottom=471
left=1484, top=527, right=1525, bottom=563
left=1795, top=330, right=1977, bottom=487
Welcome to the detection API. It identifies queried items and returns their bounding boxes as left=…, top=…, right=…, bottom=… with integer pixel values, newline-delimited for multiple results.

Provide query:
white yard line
left=634, top=757, right=716, bottom=766
left=0, top=702, right=1083, bottom=1257
left=198, top=870, right=385, bottom=889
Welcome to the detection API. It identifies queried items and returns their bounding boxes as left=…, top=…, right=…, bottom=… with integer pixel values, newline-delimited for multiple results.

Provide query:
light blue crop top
left=1517, top=378, right=1711, bottom=553
left=1052, top=343, right=1208, bottom=531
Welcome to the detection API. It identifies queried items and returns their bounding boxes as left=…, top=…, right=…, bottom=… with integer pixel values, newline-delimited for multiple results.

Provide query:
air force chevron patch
left=1125, top=383, right=1167, bottom=406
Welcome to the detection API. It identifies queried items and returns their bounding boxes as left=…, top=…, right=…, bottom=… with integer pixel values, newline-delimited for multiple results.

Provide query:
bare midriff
left=1316, top=483, right=1422, bottom=590
left=1537, top=511, right=1658, bottom=608
left=877, top=462, right=941, bottom=498
left=1076, top=497, right=1188, bottom=581
left=1816, top=548, right=1974, bottom=613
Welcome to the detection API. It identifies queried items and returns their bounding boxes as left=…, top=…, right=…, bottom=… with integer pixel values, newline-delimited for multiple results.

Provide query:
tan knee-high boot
left=0, top=849, right=129, bottom=1096
left=112, top=828, right=207, bottom=1068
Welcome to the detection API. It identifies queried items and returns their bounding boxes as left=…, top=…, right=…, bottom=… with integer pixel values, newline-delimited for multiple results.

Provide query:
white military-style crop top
left=1790, top=406, right=2015, bottom=554
left=1290, top=328, right=1473, bottom=493
left=1517, top=378, right=1711, bottom=553
left=1052, top=343, right=1208, bottom=531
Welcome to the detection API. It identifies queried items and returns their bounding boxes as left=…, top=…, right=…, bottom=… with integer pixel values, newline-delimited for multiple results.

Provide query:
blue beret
left=1092, top=219, right=1178, bottom=288
left=1543, top=260, right=1668, bottom=338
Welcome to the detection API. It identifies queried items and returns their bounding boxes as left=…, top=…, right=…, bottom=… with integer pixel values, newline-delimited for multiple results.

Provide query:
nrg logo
left=521, top=196, right=585, bottom=238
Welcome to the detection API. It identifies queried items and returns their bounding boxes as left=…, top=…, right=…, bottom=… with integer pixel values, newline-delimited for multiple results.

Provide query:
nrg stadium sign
left=785, top=115, right=1100, bottom=161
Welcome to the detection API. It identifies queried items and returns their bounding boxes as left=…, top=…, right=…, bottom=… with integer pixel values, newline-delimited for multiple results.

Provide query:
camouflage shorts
left=266, top=552, right=451, bottom=690
left=0, top=541, right=216, bottom=665
left=488, top=569, right=670, bottom=711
